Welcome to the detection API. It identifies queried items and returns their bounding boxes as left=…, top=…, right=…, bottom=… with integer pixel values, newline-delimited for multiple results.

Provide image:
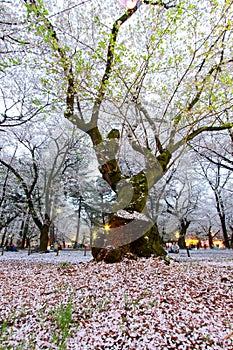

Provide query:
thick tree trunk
left=91, top=172, right=166, bottom=263
left=87, top=128, right=171, bottom=263
left=130, top=223, right=166, bottom=257
left=39, top=224, right=50, bottom=252
left=92, top=220, right=166, bottom=263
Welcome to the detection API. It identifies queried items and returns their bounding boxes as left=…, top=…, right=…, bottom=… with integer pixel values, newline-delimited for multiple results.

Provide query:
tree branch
left=91, top=8, right=138, bottom=126
left=0, top=158, right=43, bottom=230
left=171, top=123, right=232, bottom=153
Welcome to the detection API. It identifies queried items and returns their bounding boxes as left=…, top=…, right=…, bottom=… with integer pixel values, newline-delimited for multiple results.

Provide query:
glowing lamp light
left=174, top=231, right=180, bottom=239
left=104, top=224, right=111, bottom=232
left=118, top=0, right=139, bottom=9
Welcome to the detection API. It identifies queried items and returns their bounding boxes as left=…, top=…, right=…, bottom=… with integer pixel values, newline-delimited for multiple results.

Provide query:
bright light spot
left=174, top=231, right=180, bottom=239
left=104, top=224, right=111, bottom=232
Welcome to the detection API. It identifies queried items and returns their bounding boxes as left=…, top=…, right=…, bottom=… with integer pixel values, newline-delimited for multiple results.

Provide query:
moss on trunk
left=89, top=141, right=170, bottom=263
left=130, top=224, right=166, bottom=258
left=91, top=220, right=166, bottom=263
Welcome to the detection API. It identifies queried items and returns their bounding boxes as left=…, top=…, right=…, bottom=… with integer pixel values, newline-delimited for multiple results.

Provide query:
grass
left=52, top=301, right=73, bottom=349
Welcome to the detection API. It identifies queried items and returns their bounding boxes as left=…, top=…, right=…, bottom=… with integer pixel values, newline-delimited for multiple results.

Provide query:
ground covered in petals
left=0, top=250, right=233, bottom=349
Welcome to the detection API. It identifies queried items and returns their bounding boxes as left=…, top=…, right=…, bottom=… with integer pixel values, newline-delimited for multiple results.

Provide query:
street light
left=104, top=223, right=110, bottom=232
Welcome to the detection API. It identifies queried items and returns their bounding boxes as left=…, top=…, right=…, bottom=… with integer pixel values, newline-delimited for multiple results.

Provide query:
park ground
left=0, top=249, right=233, bottom=349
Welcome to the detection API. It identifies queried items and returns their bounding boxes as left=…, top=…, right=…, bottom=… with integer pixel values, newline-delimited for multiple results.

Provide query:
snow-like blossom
left=0, top=250, right=233, bottom=349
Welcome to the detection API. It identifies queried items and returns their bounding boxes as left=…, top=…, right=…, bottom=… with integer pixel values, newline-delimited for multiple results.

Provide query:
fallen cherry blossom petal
left=0, top=249, right=232, bottom=349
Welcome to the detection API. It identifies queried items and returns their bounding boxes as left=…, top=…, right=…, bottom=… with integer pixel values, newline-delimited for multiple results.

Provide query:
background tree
left=0, top=119, right=85, bottom=251
left=0, top=1, right=52, bottom=129
left=197, top=159, right=232, bottom=248
left=0, top=138, right=28, bottom=247
left=163, top=159, right=199, bottom=248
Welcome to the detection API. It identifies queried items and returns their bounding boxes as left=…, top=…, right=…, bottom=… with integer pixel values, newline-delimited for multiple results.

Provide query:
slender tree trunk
left=230, top=226, right=233, bottom=249
left=18, top=219, right=25, bottom=245
left=0, top=227, right=7, bottom=248
left=178, top=219, right=190, bottom=249
left=39, top=213, right=51, bottom=252
left=0, top=227, right=7, bottom=255
left=208, top=226, right=214, bottom=249
left=219, top=215, right=229, bottom=248
left=27, top=238, right=31, bottom=255
left=21, top=213, right=30, bottom=249
left=49, top=223, right=55, bottom=248
left=75, top=196, right=82, bottom=247
left=215, top=193, right=230, bottom=248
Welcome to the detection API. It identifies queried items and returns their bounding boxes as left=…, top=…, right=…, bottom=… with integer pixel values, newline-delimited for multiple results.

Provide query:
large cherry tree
left=2, top=0, right=232, bottom=260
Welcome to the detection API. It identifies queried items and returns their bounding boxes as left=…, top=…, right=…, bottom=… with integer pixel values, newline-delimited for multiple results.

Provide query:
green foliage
left=52, top=301, right=73, bottom=349
left=0, top=320, right=9, bottom=335
left=59, top=260, right=71, bottom=268
left=54, top=302, right=73, bottom=331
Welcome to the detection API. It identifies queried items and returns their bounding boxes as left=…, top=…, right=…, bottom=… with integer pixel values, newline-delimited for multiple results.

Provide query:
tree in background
left=0, top=166, right=25, bottom=247
left=163, top=158, right=199, bottom=248
left=0, top=120, right=85, bottom=251
left=198, top=159, right=232, bottom=248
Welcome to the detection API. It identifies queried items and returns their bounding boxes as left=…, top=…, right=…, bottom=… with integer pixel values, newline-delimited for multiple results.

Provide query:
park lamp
left=104, top=223, right=111, bottom=232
